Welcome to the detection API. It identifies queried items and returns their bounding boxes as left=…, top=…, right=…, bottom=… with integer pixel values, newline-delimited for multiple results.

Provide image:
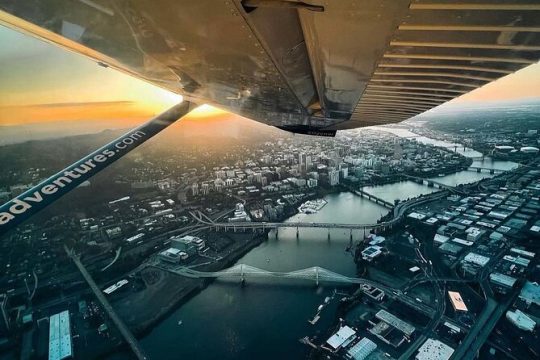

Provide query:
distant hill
left=0, top=111, right=281, bottom=146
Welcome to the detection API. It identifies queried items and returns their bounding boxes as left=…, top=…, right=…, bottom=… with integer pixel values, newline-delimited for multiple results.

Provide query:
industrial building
left=48, top=310, right=72, bottom=360
left=171, top=235, right=205, bottom=255
left=158, top=248, right=188, bottom=264
left=463, top=252, right=490, bottom=268
left=346, top=337, right=377, bottom=360
left=506, top=310, right=536, bottom=332
left=489, top=273, right=517, bottom=291
left=368, top=310, right=415, bottom=347
left=326, top=325, right=356, bottom=351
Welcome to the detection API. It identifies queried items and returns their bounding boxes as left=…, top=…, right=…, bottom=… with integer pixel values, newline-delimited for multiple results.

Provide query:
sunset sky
left=0, top=24, right=539, bottom=129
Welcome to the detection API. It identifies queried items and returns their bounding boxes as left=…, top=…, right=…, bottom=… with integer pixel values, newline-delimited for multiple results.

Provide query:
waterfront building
left=326, top=325, right=356, bottom=351
left=346, top=337, right=377, bottom=360
left=361, top=246, right=382, bottom=262
left=171, top=235, right=204, bottom=253
left=158, top=248, right=188, bottom=264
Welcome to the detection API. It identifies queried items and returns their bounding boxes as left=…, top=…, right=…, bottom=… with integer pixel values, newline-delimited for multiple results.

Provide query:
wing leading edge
left=0, top=1, right=539, bottom=132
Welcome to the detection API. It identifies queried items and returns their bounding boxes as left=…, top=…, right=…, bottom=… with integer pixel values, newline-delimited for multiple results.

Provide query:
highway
left=66, top=247, right=148, bottom=360
left=451, top=284, right=517, bottom=360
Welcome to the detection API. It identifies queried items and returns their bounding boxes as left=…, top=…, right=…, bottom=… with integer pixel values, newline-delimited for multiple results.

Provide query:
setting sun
left=187, top=104, right=229, bottom=118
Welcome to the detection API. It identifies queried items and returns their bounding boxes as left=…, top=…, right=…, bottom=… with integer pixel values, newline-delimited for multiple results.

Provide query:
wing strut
left=0, top=102, right=191, bottom=235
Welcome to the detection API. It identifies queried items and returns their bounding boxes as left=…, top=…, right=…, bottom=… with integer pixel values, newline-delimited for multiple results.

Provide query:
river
left=131, top=130, right=517, bottom=359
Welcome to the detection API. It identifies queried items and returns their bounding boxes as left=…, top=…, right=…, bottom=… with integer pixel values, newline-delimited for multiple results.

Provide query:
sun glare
left=188, top=104, right=229, bottom=118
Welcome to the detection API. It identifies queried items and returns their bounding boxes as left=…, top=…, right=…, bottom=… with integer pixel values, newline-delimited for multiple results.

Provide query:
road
left=451, top=289, right=517, bottom=360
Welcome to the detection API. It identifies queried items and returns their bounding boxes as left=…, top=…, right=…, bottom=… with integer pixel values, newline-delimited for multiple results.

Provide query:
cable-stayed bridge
left=159, top=263, right=474, bottom=317
left=172, top=264, right=368, bottom=287
left=163, top=263, right=471, bottom=289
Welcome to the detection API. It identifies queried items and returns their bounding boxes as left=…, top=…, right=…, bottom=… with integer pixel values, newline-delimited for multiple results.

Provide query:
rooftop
left=346, top=337, right=377, bottom=360
left=48, top=310, right=72, bottom=360
left=326, top=325, right=356, bottom=350
left=519, top=281, right=540, bottom=306
left=375, top=310, right=415, bottom=336
left=416, top=338, right=454, bottom=360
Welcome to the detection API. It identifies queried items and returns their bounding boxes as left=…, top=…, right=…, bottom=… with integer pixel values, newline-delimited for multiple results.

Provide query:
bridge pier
left=490, top=169, right=494, bottom=174
left=275, top=228, right=279, bottom=238
left=315, top=267, right=319, bottom=286
left=350, top=229, right=353, bottom=242
left=327, top=229, right=330, bottom=241
left=296, top=227, right=299, bottom=239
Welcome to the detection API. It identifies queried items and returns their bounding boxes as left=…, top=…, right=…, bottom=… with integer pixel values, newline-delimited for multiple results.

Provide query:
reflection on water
left=362, top=181, right=439, bottom=203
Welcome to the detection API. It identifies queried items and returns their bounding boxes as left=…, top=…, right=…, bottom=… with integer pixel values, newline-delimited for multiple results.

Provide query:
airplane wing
left=1, top=0, right=539, bottom=133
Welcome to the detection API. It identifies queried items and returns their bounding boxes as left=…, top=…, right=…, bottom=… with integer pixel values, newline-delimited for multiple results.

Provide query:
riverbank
left=112, top=232, right=267, bottom=337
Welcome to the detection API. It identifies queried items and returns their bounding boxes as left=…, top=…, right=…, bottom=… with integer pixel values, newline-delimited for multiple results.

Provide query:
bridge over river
left=164, top=263, right=472, bottom=291
left=159, top=263, right=475, bottom=318
left=190, top=190, right=449, bottom=234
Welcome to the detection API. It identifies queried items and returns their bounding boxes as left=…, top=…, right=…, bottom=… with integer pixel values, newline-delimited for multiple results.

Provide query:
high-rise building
left=329, top=169, right=340, bottom=186
left=298, top=152, right=308, bottom=173
left=214, top=178, right=225, bottom=192
left=201, top=183, right=210, bottom=195
left=393, top=142, right=403, bottom=160
left=191, top=183, right=199, bottom=196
